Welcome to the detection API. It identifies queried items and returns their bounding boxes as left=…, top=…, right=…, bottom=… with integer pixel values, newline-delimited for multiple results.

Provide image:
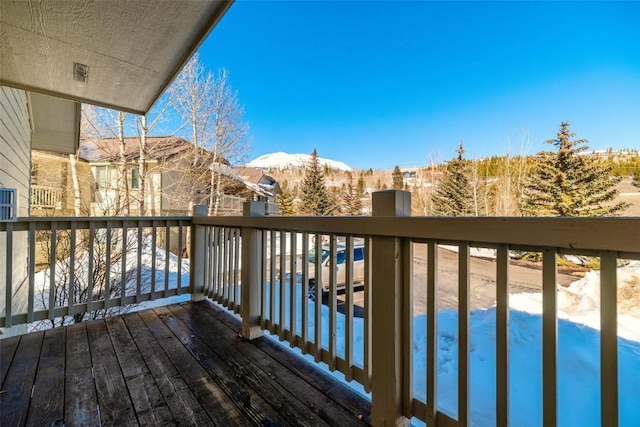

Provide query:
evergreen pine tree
left=342, top=173, right=363, bottom=215
left=521, top=122, right=628, bottom=216
left=299, top=148, right=335, bottom=215
left=392, top=166, right=404, bottom=189
left=432, top=141, right=474, bottom=216
left=276, top=191, right=296, bottom=216
left=356, top=174, right=366, bottom=198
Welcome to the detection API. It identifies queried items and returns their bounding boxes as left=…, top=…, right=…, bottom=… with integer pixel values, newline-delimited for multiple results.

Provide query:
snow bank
left=511, top=261, right=640, bottom=342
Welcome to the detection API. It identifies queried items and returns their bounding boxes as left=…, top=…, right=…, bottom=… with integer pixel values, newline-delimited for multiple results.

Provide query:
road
left=337, top=246, right=579, bottom=315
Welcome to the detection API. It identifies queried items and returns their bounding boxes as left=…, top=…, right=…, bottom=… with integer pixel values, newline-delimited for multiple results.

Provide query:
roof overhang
left=0, top=0, right=233, bottom=115
left=30, top=93, right=81, bottom=155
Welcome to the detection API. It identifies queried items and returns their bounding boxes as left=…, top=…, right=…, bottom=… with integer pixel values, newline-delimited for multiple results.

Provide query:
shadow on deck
left=0, top=300, right=371, bottom=426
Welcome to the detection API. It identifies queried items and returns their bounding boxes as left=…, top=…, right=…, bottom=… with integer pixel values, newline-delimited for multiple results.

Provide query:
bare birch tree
left=169, top=54, right=250, bottom=216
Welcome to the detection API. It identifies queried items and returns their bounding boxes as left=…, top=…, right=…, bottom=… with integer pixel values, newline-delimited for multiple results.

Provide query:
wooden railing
left=31, top=185, right=63, bottom=209
left=2, top=191, right=639, bottom=426
left=191, top=192, right=639, bottom=427
left=0, top=216, right=190, bottom=329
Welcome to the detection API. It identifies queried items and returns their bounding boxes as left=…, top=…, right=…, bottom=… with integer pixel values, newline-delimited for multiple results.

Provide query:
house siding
left=0, top=86, right=31, bottom=335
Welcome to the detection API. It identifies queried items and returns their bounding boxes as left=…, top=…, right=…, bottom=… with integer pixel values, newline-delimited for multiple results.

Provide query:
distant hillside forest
left=266, top=144, right=639, bottom=217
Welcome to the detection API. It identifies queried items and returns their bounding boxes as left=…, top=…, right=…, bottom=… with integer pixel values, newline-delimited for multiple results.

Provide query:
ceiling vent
left=73, top=62, right=89, bottom=83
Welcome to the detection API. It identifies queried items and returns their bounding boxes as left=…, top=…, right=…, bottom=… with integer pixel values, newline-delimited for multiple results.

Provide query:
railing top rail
left=0, top=215, right=192, bottom=232
left=192, top=215, right=640, bottom=253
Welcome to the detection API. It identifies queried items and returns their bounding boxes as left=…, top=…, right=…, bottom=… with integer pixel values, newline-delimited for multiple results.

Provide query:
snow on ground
left=266, top=261, right=640, bottom=427
left=29, top=231, right=189, bottom=329
left=511, top=260, right=640, bottom=342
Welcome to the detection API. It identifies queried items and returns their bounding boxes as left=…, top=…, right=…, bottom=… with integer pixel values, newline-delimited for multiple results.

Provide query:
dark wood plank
left=154, top=305, right=289, bottom=427
left=104, top=315, right=174, bottom=426
left=0, top=331, right=44, bottom=426
left=65, top=322, right=101, bottom=427
left=0, top=335, right=21, bottom=388
left=26, top=327, right=66, bottom=426
left=253, top=326, right=373, bottom=422
left=171, top=303, right=368, bottom=427
left=199, top=300, right=371, bottom=423
left=121, top=312, right=214, bottom=427
left=86, top=319, right=138, bottom=426
left=137, top=308, right=248, bottom=426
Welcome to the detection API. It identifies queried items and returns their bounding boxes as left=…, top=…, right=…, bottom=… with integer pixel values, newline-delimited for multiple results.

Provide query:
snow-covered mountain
left=246, top=152, right=352, bottom=171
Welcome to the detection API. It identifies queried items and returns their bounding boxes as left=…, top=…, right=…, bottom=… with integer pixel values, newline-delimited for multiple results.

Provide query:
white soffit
left=30, top=93, right=81, bottom=155
left=0, top=0, right=232, bottom=115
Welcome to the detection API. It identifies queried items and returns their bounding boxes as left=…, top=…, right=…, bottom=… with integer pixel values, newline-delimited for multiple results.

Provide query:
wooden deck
left=0, top=300, right=371, bottom=426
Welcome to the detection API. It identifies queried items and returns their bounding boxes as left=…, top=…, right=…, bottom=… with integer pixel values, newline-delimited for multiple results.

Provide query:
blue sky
left=197, top=1, right=640, bottom=170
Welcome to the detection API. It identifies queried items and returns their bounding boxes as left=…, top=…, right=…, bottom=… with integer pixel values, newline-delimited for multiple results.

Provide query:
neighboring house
left=235, top=167, right=282, bottom=201
left=30, top=150, right=93, bottom=215
left=30, top=137, right=281, bottom=216
left=0, top=0, right=232, bottom=335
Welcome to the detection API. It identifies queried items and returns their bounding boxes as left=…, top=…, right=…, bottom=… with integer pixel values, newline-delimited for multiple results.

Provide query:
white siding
left=1, top=86, right=31, bottom=334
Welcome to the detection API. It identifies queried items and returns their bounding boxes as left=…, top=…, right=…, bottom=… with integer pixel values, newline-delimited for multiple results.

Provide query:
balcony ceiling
left=0, top=0, right=232, bottom=115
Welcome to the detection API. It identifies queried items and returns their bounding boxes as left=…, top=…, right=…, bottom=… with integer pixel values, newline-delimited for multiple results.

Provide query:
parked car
left=306, top=241, right=365, bottom=298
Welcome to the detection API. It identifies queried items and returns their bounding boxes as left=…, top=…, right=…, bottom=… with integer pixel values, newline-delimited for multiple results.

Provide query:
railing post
left=190, top=205, right=207, bottom=301
left=371, top=190, right=412, bottom=427
left=241, top=201, right=265, bottom=339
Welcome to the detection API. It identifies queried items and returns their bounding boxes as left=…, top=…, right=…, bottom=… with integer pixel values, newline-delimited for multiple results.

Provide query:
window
left=131, top=168, right=139, bottom=189
left=336, top=250, right=346, bottom=265
left=354, top=247, right=364, bottom=261
left=93, top=166, right=117, bottom=189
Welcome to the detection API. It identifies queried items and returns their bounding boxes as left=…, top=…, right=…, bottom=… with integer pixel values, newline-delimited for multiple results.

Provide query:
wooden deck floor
left=0, top=300, right=371, bottom=426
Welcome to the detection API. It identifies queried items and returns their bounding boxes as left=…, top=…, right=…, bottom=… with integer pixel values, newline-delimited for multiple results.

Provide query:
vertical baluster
left=279, top=231, right=287, bottom=339
left=542, top=247, right=558, bottom=427
left=226, top=228, right=233, bottom=307
left=402, top=238, right=414, bottom=417
left=496, top=244, right=510, bottom=427
left=105, top=222, right=112, bottom=308
left=600, top=250, right=618, bottom=426
left=363, top=237, right=372, bottom=393
left=136, top=222, right=143, bottom=301
left=344, top=235, right=354, bottom=381
left=301, top=233, right=309, bottom=351
left=177, top=222, right=184, bottom=295
left=27, top=222, right=36, bottom=324
left=120, top=221, right=127, bottom=307
left=314, top=233, right=322, bottom=363
left=426, top=240, right=438, bottom=422
left=68, top=222, right=76, bottom=320
left=5, top=222, right=14, bottom=327
left=234, top=227, right=241, bottom=313
left=290, top=232, right=298, bottom=347
left=49, top=222, right=57, bottom=321
left=261, top=230, right=268, bottom=329
left=328, top=235, right=337, bottom=371
left=270, top=230, right=277, bottom=334
left=212, top=227, right=220, bottom=298
left=164, top=223, right=170, bottom=297
left=458, top=242, right=470, bottom=426
left=151, top=221, right=157, bottom=295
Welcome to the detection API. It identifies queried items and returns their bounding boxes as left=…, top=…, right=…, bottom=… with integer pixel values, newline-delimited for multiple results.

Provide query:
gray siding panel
left=1, top=86, right=31, bottom=217
left=1, top=86, right=31, bottom=334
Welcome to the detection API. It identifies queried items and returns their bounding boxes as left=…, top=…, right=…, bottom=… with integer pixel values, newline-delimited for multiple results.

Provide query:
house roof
left=0, top=0, right=232, bottom=115
left=81, top=137, right=196, bottom=162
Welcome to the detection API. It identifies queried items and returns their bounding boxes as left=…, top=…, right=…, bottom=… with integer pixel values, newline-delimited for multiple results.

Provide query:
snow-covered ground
left=29, top=231, right=189, bottom=329
left=265, top=260, right=640, bottom=427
